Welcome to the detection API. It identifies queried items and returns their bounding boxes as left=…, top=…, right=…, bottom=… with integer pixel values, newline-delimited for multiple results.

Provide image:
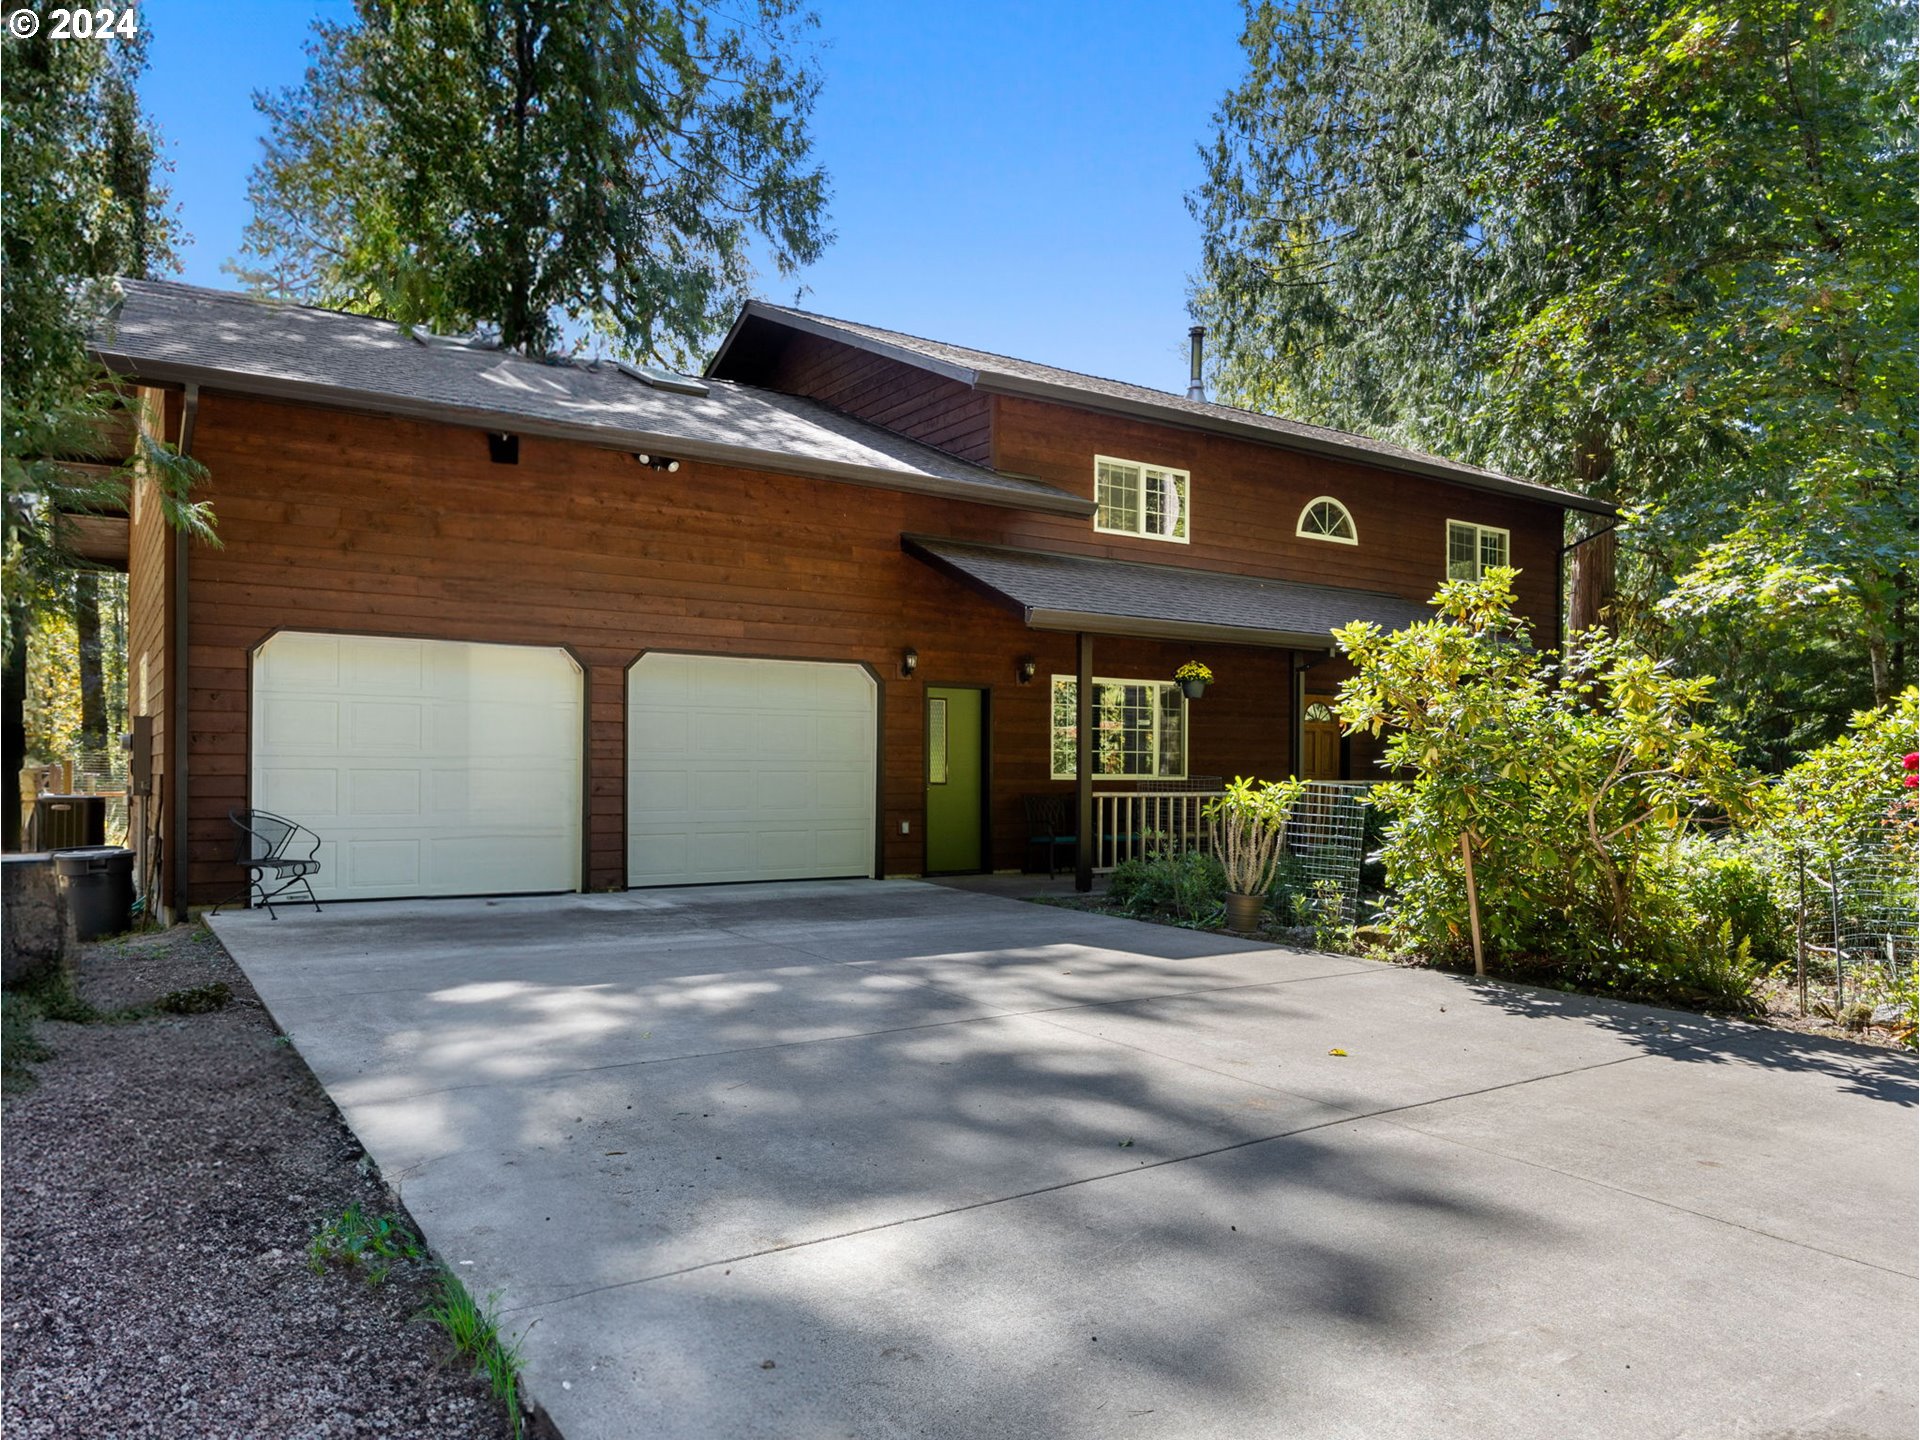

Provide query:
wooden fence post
left=1460, top=832, right=1485, bottom=977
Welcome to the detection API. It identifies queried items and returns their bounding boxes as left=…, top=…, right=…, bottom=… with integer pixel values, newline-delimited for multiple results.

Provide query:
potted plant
left=1174, top=660, right=1213, bottom=700
left=1204, top=776, right=1307, bottom=933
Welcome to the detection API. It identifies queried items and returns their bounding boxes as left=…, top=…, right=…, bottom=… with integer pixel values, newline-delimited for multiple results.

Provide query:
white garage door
left=252, top=632, right=583, bottom=900
left=628, top=653, right=876, bottom=886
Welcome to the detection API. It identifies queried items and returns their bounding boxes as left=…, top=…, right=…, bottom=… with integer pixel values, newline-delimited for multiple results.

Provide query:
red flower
left=1905, top=752, right=1919, bottom=771
left=1906, top=775, right=1918, bottom=789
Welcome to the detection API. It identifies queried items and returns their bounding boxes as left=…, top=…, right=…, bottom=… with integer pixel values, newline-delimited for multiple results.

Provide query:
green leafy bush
left=1106, top=849, right=1227, bottom=924
left=1668, top=834, right=1792, bottom=972
left=1335, top=571, right=1759, bottom=1001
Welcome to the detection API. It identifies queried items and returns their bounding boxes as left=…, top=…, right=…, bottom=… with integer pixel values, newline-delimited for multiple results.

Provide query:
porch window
left=1447, top=520, right=1510, bottom=580
left=1095, top=456, right=1189, bottom=543
left=1049, top=676, right=1187, bottom=780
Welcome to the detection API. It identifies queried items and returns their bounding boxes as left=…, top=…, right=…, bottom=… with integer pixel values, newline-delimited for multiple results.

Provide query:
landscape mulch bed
left=1, top=924, right=514, bottom=1439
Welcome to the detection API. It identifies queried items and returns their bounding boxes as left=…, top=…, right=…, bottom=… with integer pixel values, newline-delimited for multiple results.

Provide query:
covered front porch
left=902, top=535, right=1426, bottom=893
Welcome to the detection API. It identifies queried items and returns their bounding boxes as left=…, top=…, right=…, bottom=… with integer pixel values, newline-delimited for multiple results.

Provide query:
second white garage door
left=628, top=654, right=877, bottom=886
left=252, top=632, right=583, bottom=900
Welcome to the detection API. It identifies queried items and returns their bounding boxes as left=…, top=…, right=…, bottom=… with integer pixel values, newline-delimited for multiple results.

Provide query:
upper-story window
left=1296, top=496, right=1357, bottom=545
left=1095, top=456, right=1189, bottom=543
left=1447, top=520, right=1510, bottom=580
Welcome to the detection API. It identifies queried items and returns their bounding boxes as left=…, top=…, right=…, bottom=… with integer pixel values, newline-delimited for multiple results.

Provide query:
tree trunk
left=74, top=572, right=106, bottom=753
left=1569, top=522, right=1618, bottom=637
left=1567, top=424, right=1617, bottom=637
left=2, top=605, right=29, bottom=851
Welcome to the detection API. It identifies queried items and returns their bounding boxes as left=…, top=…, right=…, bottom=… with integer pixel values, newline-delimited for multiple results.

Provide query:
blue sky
left=143, top=0, right=1248, bottom=390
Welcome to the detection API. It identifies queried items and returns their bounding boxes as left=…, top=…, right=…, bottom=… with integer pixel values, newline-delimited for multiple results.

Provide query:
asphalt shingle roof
left=91, top=281, right=1092, bottom=515
left=903, top=536, right=1433, bottom=649
left=726, top=303, right=1613, bottom=515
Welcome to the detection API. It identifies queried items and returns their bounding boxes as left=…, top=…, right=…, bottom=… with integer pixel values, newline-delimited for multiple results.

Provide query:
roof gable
left=92, top=281, right=1092, bottom=517
left=712, top=302, right=1614, bottom=516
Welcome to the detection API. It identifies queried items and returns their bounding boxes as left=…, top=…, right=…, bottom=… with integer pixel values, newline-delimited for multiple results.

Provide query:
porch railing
left=1092, top=781, right=1377, bottom=923
left=1092, top=790, right=1224, bottom=871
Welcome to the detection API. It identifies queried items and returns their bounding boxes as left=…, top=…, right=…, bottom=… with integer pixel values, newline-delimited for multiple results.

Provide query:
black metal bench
left=215, top=809, right=324, bottom=918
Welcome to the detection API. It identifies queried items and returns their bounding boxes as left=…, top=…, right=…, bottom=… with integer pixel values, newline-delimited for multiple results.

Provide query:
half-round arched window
left=1296, top=497, right=1358, bottom=545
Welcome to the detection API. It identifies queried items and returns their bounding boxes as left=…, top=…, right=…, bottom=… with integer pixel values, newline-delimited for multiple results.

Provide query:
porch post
left=1075, top=631, right=1093, bottom=892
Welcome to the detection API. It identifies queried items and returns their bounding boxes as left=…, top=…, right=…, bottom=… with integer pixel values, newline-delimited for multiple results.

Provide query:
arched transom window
left=1296, top=497, right=1358, bottom=545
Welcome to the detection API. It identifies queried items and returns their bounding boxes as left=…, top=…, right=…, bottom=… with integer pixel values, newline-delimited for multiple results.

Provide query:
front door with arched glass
left=1301, top=695, right=1343, bottom=780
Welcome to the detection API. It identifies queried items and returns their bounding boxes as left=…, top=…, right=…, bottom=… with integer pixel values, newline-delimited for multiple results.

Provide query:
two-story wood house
left=95, top=281, right=1610, bottom=918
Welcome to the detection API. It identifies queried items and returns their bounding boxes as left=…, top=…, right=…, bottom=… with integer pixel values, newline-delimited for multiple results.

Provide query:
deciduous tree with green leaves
left=1335, top=571, right=1762, bottom=999
left=233, top=0, right=832, bottom=363
left=1194, top=0, right=1915, bottom=759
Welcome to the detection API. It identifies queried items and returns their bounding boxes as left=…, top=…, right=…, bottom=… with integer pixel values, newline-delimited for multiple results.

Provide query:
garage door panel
left=261, top=698, right=339, bottom=749
left=346, top=769, right=420, bottom=817
left=628, top=654, right=876, bottom=887
left=260, top=767, right=338, bottom=818
left=254, top=632, right=581, bottom=901
left=349, top=702, right=422, bottom=751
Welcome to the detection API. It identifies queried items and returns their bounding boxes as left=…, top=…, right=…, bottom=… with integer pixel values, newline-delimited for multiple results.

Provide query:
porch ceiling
left=902, top=535, right=1432, bottom=651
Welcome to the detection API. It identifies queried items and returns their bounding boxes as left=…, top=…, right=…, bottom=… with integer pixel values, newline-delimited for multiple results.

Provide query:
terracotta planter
left=1181, top=678, right=1208, bottom=700
left=1224, top=891, right=1264, bottom=933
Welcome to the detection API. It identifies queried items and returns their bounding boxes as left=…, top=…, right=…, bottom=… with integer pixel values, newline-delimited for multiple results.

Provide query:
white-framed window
left=1050, top=676, right=1187, bottom=780
left=1094, top=455, right=1190, bottom=543
left=1447, top=520, right=1510, bottom=580
left=1296, top=496, right=1358, bottom=545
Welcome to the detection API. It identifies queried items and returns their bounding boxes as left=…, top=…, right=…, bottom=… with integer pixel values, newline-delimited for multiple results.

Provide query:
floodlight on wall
left=901, top=647, right=919, bottom=678
left=1017, top=655, right=1036, bottom=684
left=633, top=452, right=682, bottom=472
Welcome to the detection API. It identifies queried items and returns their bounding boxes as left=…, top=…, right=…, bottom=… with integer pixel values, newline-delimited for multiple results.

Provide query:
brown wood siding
left=124, top=387, right=175, bottom=911
left=175, top=394, right=1317, bottom=902
left=981, top=395, right=1563, bottom=634
left=762, top=332, right=993, bottom=466
left=171, top=374, right=1575, bottom=902
left=738, top=333, right=1564, bottom=635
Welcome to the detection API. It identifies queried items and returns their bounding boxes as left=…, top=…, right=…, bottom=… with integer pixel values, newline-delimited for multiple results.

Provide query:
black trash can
left=54, top=846, right=135, bottom=942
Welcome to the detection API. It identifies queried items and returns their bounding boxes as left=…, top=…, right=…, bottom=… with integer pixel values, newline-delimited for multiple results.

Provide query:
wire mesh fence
left=1789, top=842, right=1917, bottom=1021
left=1276, top=782, right=1371, bottom=926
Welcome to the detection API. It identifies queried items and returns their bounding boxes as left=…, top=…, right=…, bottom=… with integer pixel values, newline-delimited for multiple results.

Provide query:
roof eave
left=93, top=350, right=1095, bottom=518
left=1023, top=607, right=1332, bottom=651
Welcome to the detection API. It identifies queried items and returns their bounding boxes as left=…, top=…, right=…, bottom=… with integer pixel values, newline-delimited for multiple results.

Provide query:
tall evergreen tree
left=1192, top=0, right=1916, bottom=761
left=233, top=0, right=832, bottom=363
left=1, top=11, right=214, bottom=843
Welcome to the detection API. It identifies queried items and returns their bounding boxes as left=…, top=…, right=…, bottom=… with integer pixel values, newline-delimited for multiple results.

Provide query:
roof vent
left=613, top=359, right=709, bottom=397
left=413, top=329, right=501, bottom=351
left=1187, top=326, right=1207, bottom=403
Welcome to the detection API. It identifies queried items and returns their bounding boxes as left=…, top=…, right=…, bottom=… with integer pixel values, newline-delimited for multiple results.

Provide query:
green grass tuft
left=307, top=1204, right=426, bottom=1284
left=420, top=1270, right=527, bottom=1437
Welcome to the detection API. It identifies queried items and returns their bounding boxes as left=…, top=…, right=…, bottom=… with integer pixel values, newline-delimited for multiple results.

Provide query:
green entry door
left=925, top=686, right=985, bottom=873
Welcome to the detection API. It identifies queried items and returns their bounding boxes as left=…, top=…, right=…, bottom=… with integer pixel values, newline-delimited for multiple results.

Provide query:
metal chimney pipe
left=1186, top=325, right=1206, bottom=402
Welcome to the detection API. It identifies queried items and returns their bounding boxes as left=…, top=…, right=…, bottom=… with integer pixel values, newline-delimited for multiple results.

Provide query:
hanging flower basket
left=1174, top=660, right=1213, bottom=699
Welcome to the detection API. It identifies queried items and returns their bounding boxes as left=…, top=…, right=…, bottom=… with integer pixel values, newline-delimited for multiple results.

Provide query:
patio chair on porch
left=1022, top=793, right=1078, bottom=878
left=215, top=809, right=324, bottom=919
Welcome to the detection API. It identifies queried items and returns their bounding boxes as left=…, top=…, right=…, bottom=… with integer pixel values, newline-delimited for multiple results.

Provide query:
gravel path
left=2, top=925, right=515, bottom=1439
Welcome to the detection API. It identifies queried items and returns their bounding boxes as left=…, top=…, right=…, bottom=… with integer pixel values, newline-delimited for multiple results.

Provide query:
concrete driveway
left=209, top=881, right=1917, bottom=1440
